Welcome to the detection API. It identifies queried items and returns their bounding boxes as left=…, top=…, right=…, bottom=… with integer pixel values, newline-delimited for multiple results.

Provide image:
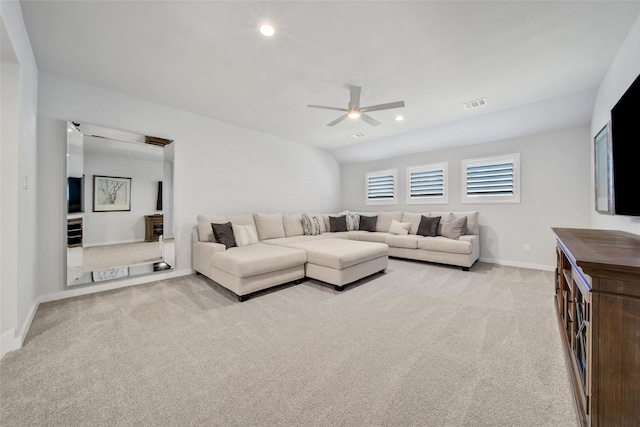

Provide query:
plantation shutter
left=466, top=162, right=514, bottom=196
left=366, top=169, right=397, bottom=204
left=461, top=153, right=520, bottom=204
left=410, top=168, right=444, bottom=198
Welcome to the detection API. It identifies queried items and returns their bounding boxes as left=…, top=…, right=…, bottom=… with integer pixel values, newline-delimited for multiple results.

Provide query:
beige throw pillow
left=233, top=224, right=259, bottom=246
left=440, top=214, right=468, bottom=240
left=388, top=219, right=411, bottom=235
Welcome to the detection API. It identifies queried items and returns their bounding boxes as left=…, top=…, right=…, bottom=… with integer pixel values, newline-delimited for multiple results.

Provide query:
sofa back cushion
left=283, top=214, right=304, bottom=237
left=401, top=212, right=423, bottom=235
left=375, top=211, right=403, bottom=232
left=253, top=213, right=286, bottom=241
left=429, top=211, right=479, bottom=235
left=197, top=214, right=230, bottom=242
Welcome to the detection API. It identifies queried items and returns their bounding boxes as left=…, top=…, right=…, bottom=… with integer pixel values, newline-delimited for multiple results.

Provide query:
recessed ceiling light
left=352, top=132, right=367, bottom=139
left=395, top=115, right=404, bottom=121
left=259, top=24, right=276, bottom=37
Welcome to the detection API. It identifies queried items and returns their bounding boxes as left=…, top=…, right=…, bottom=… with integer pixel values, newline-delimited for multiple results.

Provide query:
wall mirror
left=66, top=122, right=175, bottom=287
left=594, top=123, right=613, bottom=214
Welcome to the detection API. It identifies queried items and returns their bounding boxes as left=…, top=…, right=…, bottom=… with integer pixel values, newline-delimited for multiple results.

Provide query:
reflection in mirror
left=66, top=122, right=174, bottom=287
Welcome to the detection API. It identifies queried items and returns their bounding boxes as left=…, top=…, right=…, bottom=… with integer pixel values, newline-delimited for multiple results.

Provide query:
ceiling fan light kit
left=308, top=86, right=405, bottom=127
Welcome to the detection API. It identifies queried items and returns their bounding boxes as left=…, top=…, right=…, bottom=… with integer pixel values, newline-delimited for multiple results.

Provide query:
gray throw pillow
left=211, top=222, right=236, bottom=248
left=417, top=215, right=440, bottom=237
left=329, top=215, right=347, bottom=232
left=359, top=215, right=377, bottom=232
left=441, top=216, right=468, bottom=240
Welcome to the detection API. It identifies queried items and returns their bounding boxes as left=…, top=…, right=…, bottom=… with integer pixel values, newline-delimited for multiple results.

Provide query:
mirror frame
left=65, top=121, right=175, bottom=287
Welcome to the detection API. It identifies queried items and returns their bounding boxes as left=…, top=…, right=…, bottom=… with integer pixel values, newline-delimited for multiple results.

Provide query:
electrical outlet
left=524, top=243, right=531, bottom=252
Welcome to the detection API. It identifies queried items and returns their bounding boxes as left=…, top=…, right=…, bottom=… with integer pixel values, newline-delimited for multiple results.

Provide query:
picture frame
left=93, top=175, right=131, bottom=212
left=594, top=124, right=613, bottom=214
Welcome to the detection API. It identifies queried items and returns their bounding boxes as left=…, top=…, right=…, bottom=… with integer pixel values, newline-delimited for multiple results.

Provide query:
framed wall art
left=594, top=124, right=613, bottom=214
left=93, top=175, right=131, bottom=212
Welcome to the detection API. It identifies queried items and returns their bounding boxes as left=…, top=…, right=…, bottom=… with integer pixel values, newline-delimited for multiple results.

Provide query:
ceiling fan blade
left=361, top=100, right=405, bottom=113
left=360, top=113, right=381, bottom=127
left=327, top=115, right=347, bottom=126
left=307, top=104, right=348, bottom=112
left=349, top=86, right=361, bottom=108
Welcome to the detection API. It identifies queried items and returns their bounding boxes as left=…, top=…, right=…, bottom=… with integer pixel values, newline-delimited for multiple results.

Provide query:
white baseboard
left=83, top=238, right=144, bottom=248
left=1, top=299, right=40, bottom=359
left=0, top=329, right=20, bottom=358
left=39, top=268, right=193, bottom=303
left=479, top=257, right=555, bottom=272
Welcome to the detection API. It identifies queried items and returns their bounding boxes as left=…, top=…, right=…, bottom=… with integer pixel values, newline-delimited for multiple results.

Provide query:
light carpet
left=82, top=241, right=163, bottom=271
left=0, top=259, right=577, bottom=426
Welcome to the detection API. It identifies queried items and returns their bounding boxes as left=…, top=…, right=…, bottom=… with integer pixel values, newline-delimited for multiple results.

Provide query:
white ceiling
left=21, top=1, right=640, bottom=163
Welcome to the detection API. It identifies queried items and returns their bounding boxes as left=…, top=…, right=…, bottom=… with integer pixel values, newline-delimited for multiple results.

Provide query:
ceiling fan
left=308, top=86, right=405, bottom=127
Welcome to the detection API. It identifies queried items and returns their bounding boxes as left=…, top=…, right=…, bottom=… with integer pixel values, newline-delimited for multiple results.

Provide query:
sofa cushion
left=417, top=215, right=440, bottom=237
left=386, top=235, right=422, bottom=249
left=254, top=213, right=285, bottom=241
left=376, top=211, right=403, bottom=232
left=286, top=239, right=388, bottom=270
left=359, top=215, right=377, bottom=232
left=211, top=222, right=237, bottom=249
left=197, top=214, right=229, bottom=242
left=283, top=214, right=304, bottom=237
left=213, top=243, right=307, bottom=278
left=329, top=215, right=348, bottom=232
left=233, top=224, right=259, bottom=247
left=388, top=219, right=411, bottom=235
left=355, top=232, right=392, bottom=244
left=440, top=214, right=467, bottom=240
left=418, top=236, right=472, bottom=255
left=401, top=212, right=423, bottom=235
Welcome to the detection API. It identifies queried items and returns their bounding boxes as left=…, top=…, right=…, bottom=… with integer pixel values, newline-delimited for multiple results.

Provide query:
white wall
left=37, top=72, right=341, bottom=297
left=0, top=1, right=39, bottom=357
left=590, top=14, right=640, bottom=234
left=341, top=126, right=592, bottom=270
left=83, top=149, right=163, bottom=246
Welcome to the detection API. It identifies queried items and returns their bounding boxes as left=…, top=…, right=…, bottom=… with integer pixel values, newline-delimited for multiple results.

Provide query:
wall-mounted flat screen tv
left=67, top=176, right=84, bottom=214
left=610, top=73, right=640, bottom=216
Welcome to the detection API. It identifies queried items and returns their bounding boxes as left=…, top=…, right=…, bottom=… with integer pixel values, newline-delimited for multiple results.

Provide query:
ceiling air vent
left=351, top=132, right=367, bottom=139
left=463, top=98, right=487, bottom=110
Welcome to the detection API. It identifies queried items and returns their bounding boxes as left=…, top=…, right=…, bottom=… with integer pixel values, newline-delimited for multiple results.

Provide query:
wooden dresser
left=552, top=228, right=640, bottom=427
left=144, top=214, right=163, bottom=242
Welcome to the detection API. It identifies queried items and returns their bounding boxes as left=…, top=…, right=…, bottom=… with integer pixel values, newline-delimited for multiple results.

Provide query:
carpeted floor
left=0, top=259, right=577, bottom=426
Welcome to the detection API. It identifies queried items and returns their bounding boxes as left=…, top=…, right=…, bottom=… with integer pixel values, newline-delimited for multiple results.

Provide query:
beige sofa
left=192, top=211, right=479, bottom=301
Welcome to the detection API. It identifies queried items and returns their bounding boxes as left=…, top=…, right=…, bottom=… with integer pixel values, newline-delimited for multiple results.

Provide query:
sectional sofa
left=192, top=211, right=479, bottom=301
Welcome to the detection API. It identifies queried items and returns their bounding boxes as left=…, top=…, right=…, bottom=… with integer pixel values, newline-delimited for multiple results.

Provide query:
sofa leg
left=237, top=294, right=247, bottom=302
left=334, top=285, right=344, bottom=292
left=461, top=266, right=470, bottom=272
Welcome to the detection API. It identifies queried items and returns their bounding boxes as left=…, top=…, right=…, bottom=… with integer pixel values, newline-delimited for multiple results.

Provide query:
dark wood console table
left=552, top=227, right=640, bottom=427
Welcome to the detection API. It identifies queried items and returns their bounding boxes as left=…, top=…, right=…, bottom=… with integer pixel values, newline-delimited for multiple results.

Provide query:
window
left=366, top=169, right=397, bottom=205
left=406, top=162, right=448, bottom=204
left=462, top=153, right=520, bottom=203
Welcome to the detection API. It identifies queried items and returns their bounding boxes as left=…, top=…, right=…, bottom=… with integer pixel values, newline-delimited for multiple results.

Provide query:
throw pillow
left=359, top=215, right=377, bottom=232
left=211, top=222, right=236, bottom=249
left=388, top=219, right=411, bottom=235
left=329, top=215, right=348, bottom=232
left=301, top=213, right=322, bottom=235
left=347, top=212, right=360, bottom=231
left=232, top=224, right=259, bottom=246
left=417, top=216, right=440, bottom=237
left=441, top=216, right=468, bottom=240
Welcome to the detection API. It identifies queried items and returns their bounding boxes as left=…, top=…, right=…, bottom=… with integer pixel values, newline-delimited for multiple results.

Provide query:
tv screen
left=67, top=176, right=83, bottom=214
left=610, top=73, right=640, bottom=216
